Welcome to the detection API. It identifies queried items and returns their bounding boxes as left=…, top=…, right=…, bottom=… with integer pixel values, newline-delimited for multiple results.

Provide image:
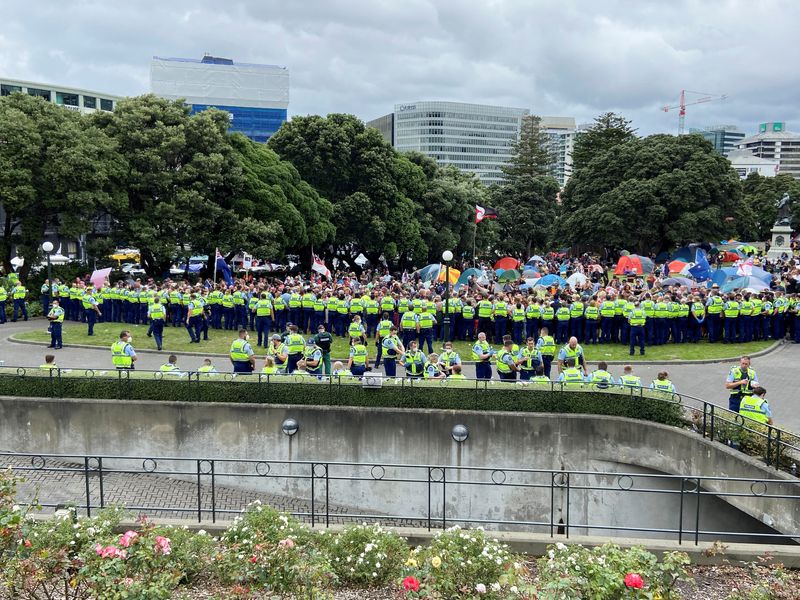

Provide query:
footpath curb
left=6, top=328, right=785, bottom=365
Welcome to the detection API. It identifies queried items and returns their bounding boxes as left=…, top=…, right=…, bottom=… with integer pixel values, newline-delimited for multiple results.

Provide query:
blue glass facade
left=189, top=104, right=287, bottom=143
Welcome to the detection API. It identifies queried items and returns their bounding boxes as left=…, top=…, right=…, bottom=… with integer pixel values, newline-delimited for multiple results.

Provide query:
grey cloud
left=1, top=0, right=798, bottom=135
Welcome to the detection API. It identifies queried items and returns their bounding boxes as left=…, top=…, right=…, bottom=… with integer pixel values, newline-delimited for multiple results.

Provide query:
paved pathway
left=4, top=454, right=424, bottom=527
left=2, top=319, right=798, bottom=431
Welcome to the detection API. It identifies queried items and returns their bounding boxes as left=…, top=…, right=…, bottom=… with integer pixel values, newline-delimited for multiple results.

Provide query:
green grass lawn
left=14, top=322, right=774, bottom=362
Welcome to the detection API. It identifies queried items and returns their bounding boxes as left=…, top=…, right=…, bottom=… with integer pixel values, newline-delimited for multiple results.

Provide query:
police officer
left=495, top=339, right=519, bottom=381
left=303, top=338, right=323, bottom=377
left=627, top=299, right=646, bottom=356
left=312, top=324, right=334, bottom=375
left=619, top=365, right=641, bottom=388
left=557, top=357, right=585, bottom=388
left=255, top=293, right=275, bottom=348
left=588, top=361, right=614, bottom=389
left=111, top=330, right=137, bottom=370
left=185, top=293, right=204, bottom=343
left=438, top=341, right=461, bottom=377
left=148, top=294, right=166, bottom=351
left=381, top=325, right=404, bottom=378
left=82, top=288, right=102, bottom=336
left=230, top=329, right=256, bottom=373
left=725, top=355, right=759, bottom=412
left=374, top=312, right=394, bottom=369
left=284, top=324, right=305, bottom=373
left=557, top=337, right=587, bottom=377
left=518, top=337, right=541, bottom=381
left=46, top=298, right=64, bottom=349
left=267, top=334, right=289, bottom=373
left=400, top=340, right=426, bottom=379
left=535, top=326, right=556, bottom=378
left=650, top=371, right=676, bottom=393
left=0, top=283, right=7, bottom=324
left=11, top=280, right=28, bottom=322
left=472, top=331, right=494, bottom=380
left=739, top=386, right=773, bottom=425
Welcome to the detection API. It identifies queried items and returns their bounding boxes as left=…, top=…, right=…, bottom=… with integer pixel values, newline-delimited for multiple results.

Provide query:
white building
left=727, top=149, right=779, bottom=179
left=370, top=101, right=529, bottom=185
left=541, top=116, right=576, bottom=187
left=150, top=55, right=290, bottom=143
left=737, top=122, right=800, bottom=180
left=0, top=77, right=121, bottom=114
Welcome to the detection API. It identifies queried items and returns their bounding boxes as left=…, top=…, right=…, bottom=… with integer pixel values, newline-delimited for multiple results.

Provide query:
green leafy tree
left=229, top=133, right=335, bottom=264
left=93, top=95, right=273, bottom=274
left=269, top=114, right=428, bottom=269
left=502, top=115, right=552, bottom=181
left=560, top=134, right=743, bottom=255
left=492, top=175, right=560, bottom=257
left=0, top=93, right=126, bottom=278
left=737, top=173, right=800, bottom=240
left=571, top=112, right=637, bottom=170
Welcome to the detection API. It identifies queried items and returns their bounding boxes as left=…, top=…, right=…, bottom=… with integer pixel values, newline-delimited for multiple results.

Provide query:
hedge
left=0, top=368, right=684, bottom=427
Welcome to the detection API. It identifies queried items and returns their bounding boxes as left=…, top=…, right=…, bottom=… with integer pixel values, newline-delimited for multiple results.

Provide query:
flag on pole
left=475, top=205, right=498, bottom=223
left=215, top=249, right=234, bottom=286
left=736, top=257, right=754, bottom=277
left=688, top=248, right=712, bottom=282
left=312, top=254, right=331, bottom=279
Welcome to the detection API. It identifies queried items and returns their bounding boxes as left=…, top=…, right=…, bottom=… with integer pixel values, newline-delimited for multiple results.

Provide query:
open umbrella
left=536, top=274, right=568, bottom=288
left=667, top=260, right=687, bottom=273
left=454, top=268, right=485, bottom=291
left=494, top=257, right=520, bottom=271
left=527, top=255, right=545, bottom=264
left=437, top=266, right=461, bottom=285
left=418, top=263, right=441, bottom=282
left=661, top=277, right=695, bottom=288
left=497, top=269, right=521, bottom=283
left=566, top=272, right=587, bottom=287
left=721, top=277, right=770, bottom=293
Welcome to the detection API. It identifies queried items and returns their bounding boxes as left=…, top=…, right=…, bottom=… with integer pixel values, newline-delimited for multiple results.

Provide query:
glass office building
left=689, top=125, right=745, bottom=157
left=0, top=77, right=120, bottom=115
left=738, top=122, right=800, bottom=180
left=150, top=55, right=289, bottom=143
left=371, top=101, right=529, bottom=185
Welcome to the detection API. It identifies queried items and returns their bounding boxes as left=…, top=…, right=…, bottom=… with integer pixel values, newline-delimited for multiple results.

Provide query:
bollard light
left=451, top=424, right=469, bottom=443
left=281, top=418, right=299, bottom=437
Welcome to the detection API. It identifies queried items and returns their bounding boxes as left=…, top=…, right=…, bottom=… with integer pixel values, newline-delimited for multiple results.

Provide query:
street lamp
left=441, top=250, right=454, bottom=342
left=42, top=241, right=54, bottom=284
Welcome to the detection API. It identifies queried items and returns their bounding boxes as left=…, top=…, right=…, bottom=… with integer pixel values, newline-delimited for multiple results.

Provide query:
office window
left=100, top=98, right=113, bottom=111
left=1, top=84, right=22, bottom=96
left=83, top=96, right=96, bottom=109
left=56, top=92, right=79, bottom=106
left=27, top=87, right=51, bottom=101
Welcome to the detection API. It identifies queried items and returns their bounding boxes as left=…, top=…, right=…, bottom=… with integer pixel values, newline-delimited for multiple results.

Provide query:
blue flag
left=688, top=248, right=712, bottom=282
left=215, top=249, right=234, bottom=286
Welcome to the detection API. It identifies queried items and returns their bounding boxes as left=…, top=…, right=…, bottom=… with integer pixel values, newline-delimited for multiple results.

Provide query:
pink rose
left=154, top=535, right=171, bottom=555
left=119, top=531, right=138, bottom=548
left=278, top=538, right=295, bottom=549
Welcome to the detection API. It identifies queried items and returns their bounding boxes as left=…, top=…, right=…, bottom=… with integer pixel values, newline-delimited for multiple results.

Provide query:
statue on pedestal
left=775, top=192, right=792, bottom=226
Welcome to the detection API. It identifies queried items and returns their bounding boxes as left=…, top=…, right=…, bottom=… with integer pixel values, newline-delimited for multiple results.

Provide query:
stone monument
left=767, top=192, right=794, bottom=259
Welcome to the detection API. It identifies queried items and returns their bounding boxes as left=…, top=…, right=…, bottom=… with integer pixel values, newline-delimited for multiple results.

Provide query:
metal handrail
left=0, top=366, right=797, bottom=473
left=2, top=451, right=798, bottom=545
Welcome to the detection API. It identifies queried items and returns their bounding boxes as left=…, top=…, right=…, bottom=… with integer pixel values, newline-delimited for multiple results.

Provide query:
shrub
left=320, top=522, right=408, bottom=586
left=401, top=526, right=529, bottom=598
left=214, top=500, right=336, bottom=598
left=535, top=542, right=692, bottom=599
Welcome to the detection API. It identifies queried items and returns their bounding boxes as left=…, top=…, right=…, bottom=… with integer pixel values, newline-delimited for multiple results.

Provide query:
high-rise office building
left=541, top=116, right=577, bottom=187
left=689, top=125, right=745, bottom=157
left=150, top=54, right=289, bottom=143
left=369, top=101, right=529, bottom=185
left=737, top=122, right=800, bottom=180
left=0, top=77, right=120, bottom=115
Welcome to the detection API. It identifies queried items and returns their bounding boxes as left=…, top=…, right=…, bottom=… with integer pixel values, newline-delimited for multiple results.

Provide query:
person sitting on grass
left=332, top=360, right=353, bottom=378
left=292, top=359, right=310, bottom=378
left=160, top=354, right=181, bottom=375
left=423, top=352, right=446, bottom=380
left=261, top=356, right=278, bottom=375
left=197, top=358, right=218, bottom=374
left=448, top=363, right=466, bottom=379
left=649, top=371, right=676, bottom=393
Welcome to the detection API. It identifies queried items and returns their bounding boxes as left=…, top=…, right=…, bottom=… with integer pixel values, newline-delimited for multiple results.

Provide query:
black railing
left=3, top=451, right=799, bottom=545
left=0, top=366, right=798, bottom=474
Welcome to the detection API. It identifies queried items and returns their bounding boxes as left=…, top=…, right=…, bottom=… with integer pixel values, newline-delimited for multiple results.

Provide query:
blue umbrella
left=454, top=268, right=484, bottom=291
left=721, top=277, right=770, bottom=293
left=522, top=267, right=539, bottom=277
left=418, top=263, right=441, bottom=282
left=536, top=274, right=567, bottom=287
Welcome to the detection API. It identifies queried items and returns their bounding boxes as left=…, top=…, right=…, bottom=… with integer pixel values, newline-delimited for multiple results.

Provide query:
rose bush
left=319, top=522, right=407, bottom=586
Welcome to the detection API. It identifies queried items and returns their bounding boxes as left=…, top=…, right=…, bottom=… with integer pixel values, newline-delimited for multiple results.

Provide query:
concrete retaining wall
left=1, top=396, right=797, bottom=542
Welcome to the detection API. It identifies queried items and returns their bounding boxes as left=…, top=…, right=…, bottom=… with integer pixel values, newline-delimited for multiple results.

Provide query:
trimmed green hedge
left=0, top=368, right=684, bottom=427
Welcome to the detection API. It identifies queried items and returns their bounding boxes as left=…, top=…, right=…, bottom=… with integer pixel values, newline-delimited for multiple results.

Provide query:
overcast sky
left=1, top=0, right=797, bottom=135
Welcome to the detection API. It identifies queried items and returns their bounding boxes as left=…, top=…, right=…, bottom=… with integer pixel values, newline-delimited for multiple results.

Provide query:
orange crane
left=662, top=90, right=727, bottom=135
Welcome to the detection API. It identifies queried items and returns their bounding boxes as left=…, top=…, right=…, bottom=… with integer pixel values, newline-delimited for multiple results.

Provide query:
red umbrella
left=614, top=255, right=654, bottom=276
left=494, top=257, right=520, bottom=271
left=667, top=260, right=687, bottom=273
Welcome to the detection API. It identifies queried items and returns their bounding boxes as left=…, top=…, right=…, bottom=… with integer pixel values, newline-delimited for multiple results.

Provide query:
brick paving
left=3, top=454, right=427, bottom=527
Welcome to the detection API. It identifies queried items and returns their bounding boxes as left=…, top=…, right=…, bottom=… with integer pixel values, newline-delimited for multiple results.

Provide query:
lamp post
left=441, top=250, right=454, bottom=342
left=42, top=241, right=54, bottom=284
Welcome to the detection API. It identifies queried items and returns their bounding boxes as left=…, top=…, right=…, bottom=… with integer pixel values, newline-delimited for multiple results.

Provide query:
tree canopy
left=560, top=133, right=743, bottom=255
left=571, top=112, right=636, bottom=171
left=737, top=173, right=800, bottom=240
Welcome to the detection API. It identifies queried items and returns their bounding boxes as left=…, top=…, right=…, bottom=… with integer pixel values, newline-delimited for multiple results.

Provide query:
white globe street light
left=441, top=250, right=454, bottom=341
left=42, top=241, right=54, bottom=283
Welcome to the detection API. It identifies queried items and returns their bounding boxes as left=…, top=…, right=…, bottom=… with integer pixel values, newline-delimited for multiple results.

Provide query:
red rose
left=402, top=576, right=420, bottom=592
left=249, top=555, right=258, bottom=563
left=23, top=539, right=32, bottom=548
left=624, top=572, right=644, bottom=589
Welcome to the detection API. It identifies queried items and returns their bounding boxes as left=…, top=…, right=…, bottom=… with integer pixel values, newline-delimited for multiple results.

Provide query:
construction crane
left=662, top=90, right=727, bottom=135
